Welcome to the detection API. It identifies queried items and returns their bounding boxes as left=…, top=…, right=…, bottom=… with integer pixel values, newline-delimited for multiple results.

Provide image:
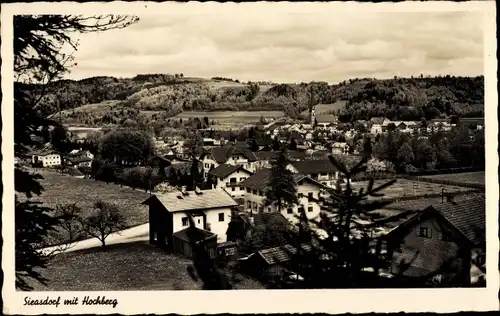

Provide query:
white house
left=32, top=151, right=61, bottom=167
left=240, top=170, right=325, bottom=226
left=207, top=164, right=253, bottom=199
left=200, top=145, right=258, bottom=177
left=286, top=159, right=339, bottom=188
left=143, top=188, right=239, bottom=244
left=331, top=142, right=350, bottom=155
left=370, top=124, right=383, bottom=135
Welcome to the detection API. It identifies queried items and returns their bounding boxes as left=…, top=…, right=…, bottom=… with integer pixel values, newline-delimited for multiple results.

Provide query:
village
left=23, top=104, right=486, bottom=290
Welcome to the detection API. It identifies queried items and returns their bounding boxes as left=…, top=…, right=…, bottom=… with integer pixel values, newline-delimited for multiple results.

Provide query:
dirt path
left=41, top=223, right=150, bottom=255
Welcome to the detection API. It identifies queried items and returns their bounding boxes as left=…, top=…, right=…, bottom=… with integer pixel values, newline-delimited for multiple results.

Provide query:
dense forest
left=18, top=74, right=484, bottom=127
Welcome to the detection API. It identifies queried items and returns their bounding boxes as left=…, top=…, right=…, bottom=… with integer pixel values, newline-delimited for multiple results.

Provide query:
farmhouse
left=250, top=243, right=313, bottom=279
left=200, top=145, right=258, bottom=177
left=240, top=170, right=324, bottom=225
left=370, top=124, right=383, bottom=135
left=331, top=142, right=351, bottom=155
left=207, top=164, right=253, bottom=199
left=286, top=159, right=339, bottom=187
left=31, top=151, right=61, bottom=167
left=143, top=188, right=239, bottom=250
left=384, top=195, right=485, bottom=286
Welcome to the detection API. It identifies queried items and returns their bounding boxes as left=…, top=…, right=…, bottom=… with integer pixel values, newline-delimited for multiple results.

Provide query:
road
left=41, top=223, right=150, bottom=256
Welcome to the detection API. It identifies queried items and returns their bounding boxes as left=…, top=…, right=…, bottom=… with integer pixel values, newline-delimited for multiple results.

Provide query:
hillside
left=18, top=74, right=484, bottom=127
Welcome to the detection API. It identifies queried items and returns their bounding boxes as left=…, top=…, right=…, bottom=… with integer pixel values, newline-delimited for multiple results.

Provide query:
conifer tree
left=264, top=145, right=298, bottom=213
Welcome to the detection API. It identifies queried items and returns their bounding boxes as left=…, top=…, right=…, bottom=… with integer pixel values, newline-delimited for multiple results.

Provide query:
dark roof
left=240, top=169, right=320, bottom=190
left=172, top=226, right=217, bottom=243
left=255, top=150, right=306, bottom=161
left=205, top=146, right=258, bottom=163
left=67, top=155, right=92, bottom=164
left=208, top=163, right=251, bottom=178
left=257, top=243, right=313, bottom=265
left=290, top=159, right=337, bottom=174
left=253, top=212, right=289, bottom=227
left=370, top=117, right=386, bottom=124
left=429, top=196, right=485, bottom=246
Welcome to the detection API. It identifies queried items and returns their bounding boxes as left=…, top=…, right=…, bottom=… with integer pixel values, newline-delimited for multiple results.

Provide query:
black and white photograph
left=2, top=1, right=498, bottom=314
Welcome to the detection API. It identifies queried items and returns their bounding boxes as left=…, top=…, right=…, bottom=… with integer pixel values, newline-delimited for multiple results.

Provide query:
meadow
left=26, top=241, right=265, bottom=291
left=419, top=171, right=485, bottom=186
left=20, top=169, right=150, bottom=245
left=172, top=110, right=285, bottom=123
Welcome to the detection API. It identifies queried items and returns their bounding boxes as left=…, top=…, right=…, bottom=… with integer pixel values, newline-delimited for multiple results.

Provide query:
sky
left=64, top=6, right=484, bottom=84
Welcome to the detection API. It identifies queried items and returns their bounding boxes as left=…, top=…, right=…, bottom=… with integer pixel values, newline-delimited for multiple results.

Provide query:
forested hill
left=18, top=73, right=484, bottom=123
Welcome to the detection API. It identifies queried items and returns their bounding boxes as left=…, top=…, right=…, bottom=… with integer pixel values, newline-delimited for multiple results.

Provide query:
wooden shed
left=172, top=226, right=217, bottom=259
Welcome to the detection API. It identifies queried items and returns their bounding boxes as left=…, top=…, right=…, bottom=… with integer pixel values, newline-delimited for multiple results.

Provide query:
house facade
left=384, top=196, right=485, bottom=286
left=32, top=152, right=61, bottom=167
left=143, top=188, right=239, bottom=246
left=331, top=142, right=350, bottom=155
left=240, top=170, right=324, bottom=226
left=287, top=159, right=339, bottom=188
left=200, top=145, right=258, bottom=178
left=207, top=164, right=253, bottom=199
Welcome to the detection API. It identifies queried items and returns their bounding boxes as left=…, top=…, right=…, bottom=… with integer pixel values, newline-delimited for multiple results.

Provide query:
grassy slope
left=26, top=241, right=265, bottom=291
left=20, top=169, right=151, bottom=244
left=420, top=171, right=485, bottom=186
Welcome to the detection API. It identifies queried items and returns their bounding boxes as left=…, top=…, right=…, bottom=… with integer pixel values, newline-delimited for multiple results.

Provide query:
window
left=232, top=187, right=235, bottom=191
left=218, top=213, right=225, bottom=222
left=182, top=217, right=189, bottom=227
left=308, top=192, right=314, bottom=199
left=239, top=187, right=243, bottom=191
left=298, top=193, right=303, bottom=199
left=259, top=191, right=263, bottom=196
left=308, top=206, right=313, bottom=212
left=298, top=207, right=305, bottom=214
left=298, top=180, right=303, bottom=185
left=246, top=188, right=251, bottom=193
left=230, top=177, right=236, bottom=183
left=419, top=227, right=430, bottom=238
left=247, top=201, right=252, bottom=209
left=287, top=208, right=293, bottom=214
left=253, top=189, right=257, bottom=195
left=268, top=207, right=271, bottom=212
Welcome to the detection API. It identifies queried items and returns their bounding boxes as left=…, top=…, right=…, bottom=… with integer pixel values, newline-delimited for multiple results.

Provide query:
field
left=26, top=241, right=265, bottom=291
left=301, top=100, right=347, bottom=115
left=419, top=171, right=485, bottom=186
left=173, top=110, right=285, bottom=123
left=351, top=178, right=479, bottom=200
left=20, top=169, right=150, bottom=244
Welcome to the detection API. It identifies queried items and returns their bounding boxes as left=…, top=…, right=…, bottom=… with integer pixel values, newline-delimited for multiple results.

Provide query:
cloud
left=66, top=8, right=484, bottom=83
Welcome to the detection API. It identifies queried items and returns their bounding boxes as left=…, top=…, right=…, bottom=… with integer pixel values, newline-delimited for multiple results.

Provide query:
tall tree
left=264, top=146, right=299, bottom=213
left=14, top=14, right=138, bottom=290
left=80, top=201, right=127, bottom=248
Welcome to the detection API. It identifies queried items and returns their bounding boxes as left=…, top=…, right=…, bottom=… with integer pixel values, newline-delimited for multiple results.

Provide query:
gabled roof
left=240, top=169, right=324, bottom=190
left=257, top=243, right=313, bottom=265
left=67, top=155, right=92, bottom=164
left=172, top=226, right=217, bottom=243
left=429, top=196, right=485, bottom=246
left=204, top=146, right=258, bottom=163
left=143, top=189, right=238, bottom=212
left=370, top=117, right=386, bottom=124
left=208, top=163, right=252, bottom=179
left=290, top=159, right=337, bottom=174
left=255, top=150, right=306, bottom=161
left=253, top=212, right=289, bottom=227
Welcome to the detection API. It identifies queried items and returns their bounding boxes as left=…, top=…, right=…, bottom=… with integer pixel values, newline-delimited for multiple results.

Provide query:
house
left=253, top=151, right=306, bottom=172
left=344, top=129, right=356, bottom=138
left=370, top=124, right=383, bottom=135
left=370, top=117, right=387, bottom=125
left=171, top=226, right=218, bottom=259
left=200, top=145, right=258, bottom=177
left=287, top=159, right=339, bottom=187
left=240, top=170, right=324, bottom=225
left=67, top=154, right=93, bottom=168
left=143, top=188, right=239, bottom=248
left=331, top=142, right=350, bottom=155
left=31, top=151, right=61, bottom=167
left=207, top=164, right=253, bottom=199
left=249, top=243, right=313, bottom=279
left=384, top=196, right=485, bottom=286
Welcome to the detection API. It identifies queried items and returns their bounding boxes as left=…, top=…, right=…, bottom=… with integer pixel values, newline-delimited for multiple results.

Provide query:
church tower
left=310, top=106, right=316, bottom=126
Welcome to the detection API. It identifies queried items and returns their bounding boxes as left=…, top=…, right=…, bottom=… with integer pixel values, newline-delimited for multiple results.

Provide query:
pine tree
left=264, top=145, right=298, bottom=213
left=295, top=155, right=406, bottom=288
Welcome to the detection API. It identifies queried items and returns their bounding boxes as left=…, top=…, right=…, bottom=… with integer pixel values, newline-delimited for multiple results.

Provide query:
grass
left=20, top=169, right=151, bottom=244
left=420, top=171, right=485, bottom=186
left=25, top=241, right=265, bottom=291
left=300, top=100, right=347, bottom=115
left=351, top=178, right=479, bottom=200
left=173, top=110, right=285, bottom=123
